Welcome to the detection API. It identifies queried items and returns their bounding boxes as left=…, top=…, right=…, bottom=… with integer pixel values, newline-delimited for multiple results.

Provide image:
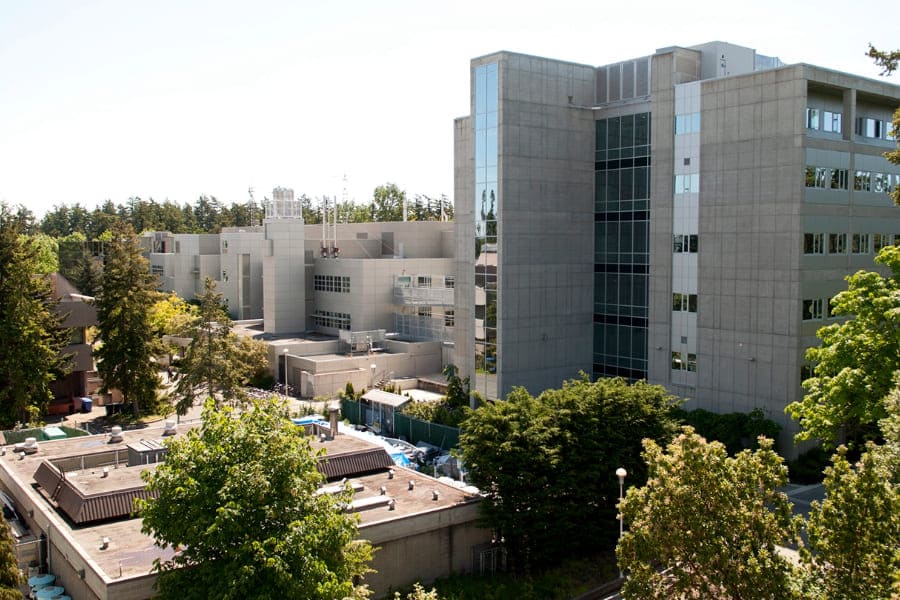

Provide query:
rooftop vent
left=408, top=480, right=415, bottom=491
left=432, top=490, right=440, bottom=501
left=14, top=437, right=38, bottom=455
left=162, top=420, right=177, bottom=436
left=108, top=426, right=123, bottom=443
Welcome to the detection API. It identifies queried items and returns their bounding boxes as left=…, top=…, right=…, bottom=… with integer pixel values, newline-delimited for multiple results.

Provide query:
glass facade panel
left=474, top=63, right=499, bottom=399
left=593, top=112, right=651, bottom=380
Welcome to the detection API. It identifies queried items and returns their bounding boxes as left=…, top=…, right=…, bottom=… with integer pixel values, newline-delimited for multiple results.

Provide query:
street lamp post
left=616, top=467, right=627, bottom=578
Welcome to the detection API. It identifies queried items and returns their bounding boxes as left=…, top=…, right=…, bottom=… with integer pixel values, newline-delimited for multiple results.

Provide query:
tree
left=0, top=203, right=70, bottom=427
left=441, top=364, right=470, bottom=410
left=786, top=245, right=900, bottom=445
left=171, top=278, right=266, bottom=414
left=0, top=521, right=23, bottom=600
left=799, top=442, right=900, bottom=599
left=617, top=429, right=800, bottom=599
left=94, top=221, right=162, bottom=417
left=138, top=398, right=374, bottom=600
left=460, top=376, right=679, bottom=572
left=149, top=292, right=198, bottom=338
left=867, top=45, right=900, bottom=204
left=372, top=183, right=406, bottom=222
left=28, top=233, right=58, bottom=274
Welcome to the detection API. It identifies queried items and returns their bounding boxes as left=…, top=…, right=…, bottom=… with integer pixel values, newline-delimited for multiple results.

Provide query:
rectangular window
left=417, top=307, right=432, bottom=317
left=854, top=171, right=872, bottom=191
left=828, top=233, right=847, bottom=254
left=672, top=234, right=698, bottom=253
left=874, top=233, right=891, bottom=253
left=672, top=293, right=698, bottom=313
left=675, top=112, right=700, bottom=134
left=444, top=276, right=455, bottom=289
left=687, top=353, right=697, bottom=372
left=826, top=296, right=837, bottom=318
left=801, top=364, right=815, bottom=382
left=417, top=276, right=432, bottom=288
left=671, top=351, right=683, bottom=370
left=674, top=173, right=699, bottom=194
left=802, top=298, right=823, bottom=320
left=444, top=310, right=455, bottom=327
left=151, top=265, right=164, bottom=276
left=851, top=233, right=870, bottom=254
left=804, top=233, right=824, bottom=254
left=830, top=168, right=848, bottom=190
left=873, top=173, right=887, bottom=193
left=805, top=108, right=819, bottom=130
left=823, top=111, right=842, bottom=133
left=673, top=235, right=684, bottom=253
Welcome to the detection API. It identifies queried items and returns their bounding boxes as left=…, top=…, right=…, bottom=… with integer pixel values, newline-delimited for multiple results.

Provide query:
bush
left=673, top=407, right=781, bottom=455
left=788, top=445, right=830, bottom=484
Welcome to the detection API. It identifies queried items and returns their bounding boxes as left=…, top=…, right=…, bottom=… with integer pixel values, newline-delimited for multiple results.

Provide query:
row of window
left=855, top=116, right=896, bottom=141
left=805, top=166, right=899, bottom=193
left=314, top=275, right=350, bottom=293
left=674, top=112, right=701, bottom=135
left=672, top=293, right=698, bottom=313
left=805, top=108, right=842, bottom=133
left=674, top=173, right=700, bottom=194
left=804, top=232, right=899, bottom=255
left=671, top=351, right=697, bottom=372
left=312, top=311, right=350, bottom=330
left=673, top=234, right=698, bottom=253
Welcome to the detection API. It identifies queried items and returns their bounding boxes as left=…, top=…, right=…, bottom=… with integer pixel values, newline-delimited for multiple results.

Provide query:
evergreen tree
left=171, top=278, right=266, bottom=414
left=0, top=203, right=70, bottom=427
left=94, top=221, right=161, bottom=417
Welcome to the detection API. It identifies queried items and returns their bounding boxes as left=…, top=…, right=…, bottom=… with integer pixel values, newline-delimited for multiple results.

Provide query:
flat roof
left=0, top=421, right=478, bottom=584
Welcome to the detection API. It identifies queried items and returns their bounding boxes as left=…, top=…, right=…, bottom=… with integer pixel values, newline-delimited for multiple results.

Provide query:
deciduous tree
left=0, top=203, right=70, bottom=426
left=94, top=221, right=162, bottom=416
left=138, top=398, right=373, bottom=600
left=0, top=520, right=22, bottom=600
left=786, top=245, right=900, bottom=445
left=617, top=429, right=800, bottom=599
left=460, top=376, right=679, bottom=572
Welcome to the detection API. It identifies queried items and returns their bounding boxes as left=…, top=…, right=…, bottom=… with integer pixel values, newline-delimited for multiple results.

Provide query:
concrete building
left=0, top=421, right=492, bottom=599
left=453, top=41, right=900, bottom=450
left=143, top=191, right=456, bottom=398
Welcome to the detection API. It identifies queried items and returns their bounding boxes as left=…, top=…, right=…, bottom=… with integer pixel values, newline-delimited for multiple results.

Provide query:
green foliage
left=787, top=246, right=900, bottom=446
left=442, top=364, right=471, bottom=410
left=171, top=278, right=267, bottom=414
left=28, top=233, right=58, bottom=274
left=0, top=203, right=70, bottom=427
left=0, top=521, right=23, bottom=599
left=94, top=221, right=162, bottom=417
left=138, top=398, right=373, bottom=600
left=372, top=183, right=406, bottom=222
left=149, top=292, right=198, bottom=337
left=460, top=376, right=680, bottom=572
left=617, top=429, right=800, bottom=599
left=402, top=401, right=470, bottom=428
left=673, top=407, right=781, bottom=455
left=394, top=583, right=441, bottom=600
left=799, top=442, right=900, bottom=599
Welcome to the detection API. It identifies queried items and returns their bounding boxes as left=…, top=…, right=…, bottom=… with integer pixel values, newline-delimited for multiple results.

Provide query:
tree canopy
left=459, top=376, right=680, bottom=572
left=787, top=245, right=900, bottom=445
left=0, top=203, right=70, bottom=426
left=170, top=278, right=268, bottom=414
left=138, top=398, right=373, bottom=600
left=617, top=429, right=800, bottom=599
left=94, top=221, right=162, bottom=416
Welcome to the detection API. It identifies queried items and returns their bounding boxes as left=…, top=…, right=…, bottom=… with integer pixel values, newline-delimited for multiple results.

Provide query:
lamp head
left=615, top=467, right=627, bottom=484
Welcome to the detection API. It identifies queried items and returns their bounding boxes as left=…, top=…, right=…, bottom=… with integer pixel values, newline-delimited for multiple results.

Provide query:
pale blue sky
left=0, top=0, right=894, bottom=218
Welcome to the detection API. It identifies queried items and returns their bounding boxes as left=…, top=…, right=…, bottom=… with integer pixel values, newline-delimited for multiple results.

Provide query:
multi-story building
left=453, top=41, right=900, bottom=449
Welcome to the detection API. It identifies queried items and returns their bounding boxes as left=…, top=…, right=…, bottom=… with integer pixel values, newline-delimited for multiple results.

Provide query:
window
left=417, top=276, right=432, bottom=288
left=854, top=170, right=871, bottom=191
left=674, top=173, right=699, bottom=194
left=672, top=351, right=697, bottom=372
left=851, top=233, right=870, bottom=254
left=830, top=168, right=848, bottom=190
left=873, top=172, right=887, bottom=193
left=675, top=112, right=700, bottom=134
left=823, top=111, right=842, bottom=133
left=444, top=310, right=455, bottom=327
left=855, top=116, right=893, bottom=140
left=804, top=233, right=824, bottom=254
left=396, top=276, right=411, bottom=288
left=444, top=276, right=455, bottom=289
left=826, top=296, right=838, bottom=318
left=151, top=265, right=164, bottom=276
left=802, top=298, right=823, bottom=321
left=312, top=311, right=350, bottom=330
left=801, top=364, right=815, bottom=382
left=805, top=108, right=819, bottom=130
left=874, top=233, right=891, bottom=253
left=828, top=233, right=847, bottom=254
left=673, top=234, right=698, bottom=253
left=314, top=275, right=350, bottom=293
left=673, top=293, right=698, bottom=313
left=417, top=306, right=432, bottom=317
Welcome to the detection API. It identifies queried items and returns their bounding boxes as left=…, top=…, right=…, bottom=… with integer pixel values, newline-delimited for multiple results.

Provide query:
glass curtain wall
left=593, top=112, right=650, bottom=380
left=474, top=63, right=499, bottom=399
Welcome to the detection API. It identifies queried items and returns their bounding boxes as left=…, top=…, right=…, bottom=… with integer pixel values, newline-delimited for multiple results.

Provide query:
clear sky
left=1, top=0, right=895, bottom=218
